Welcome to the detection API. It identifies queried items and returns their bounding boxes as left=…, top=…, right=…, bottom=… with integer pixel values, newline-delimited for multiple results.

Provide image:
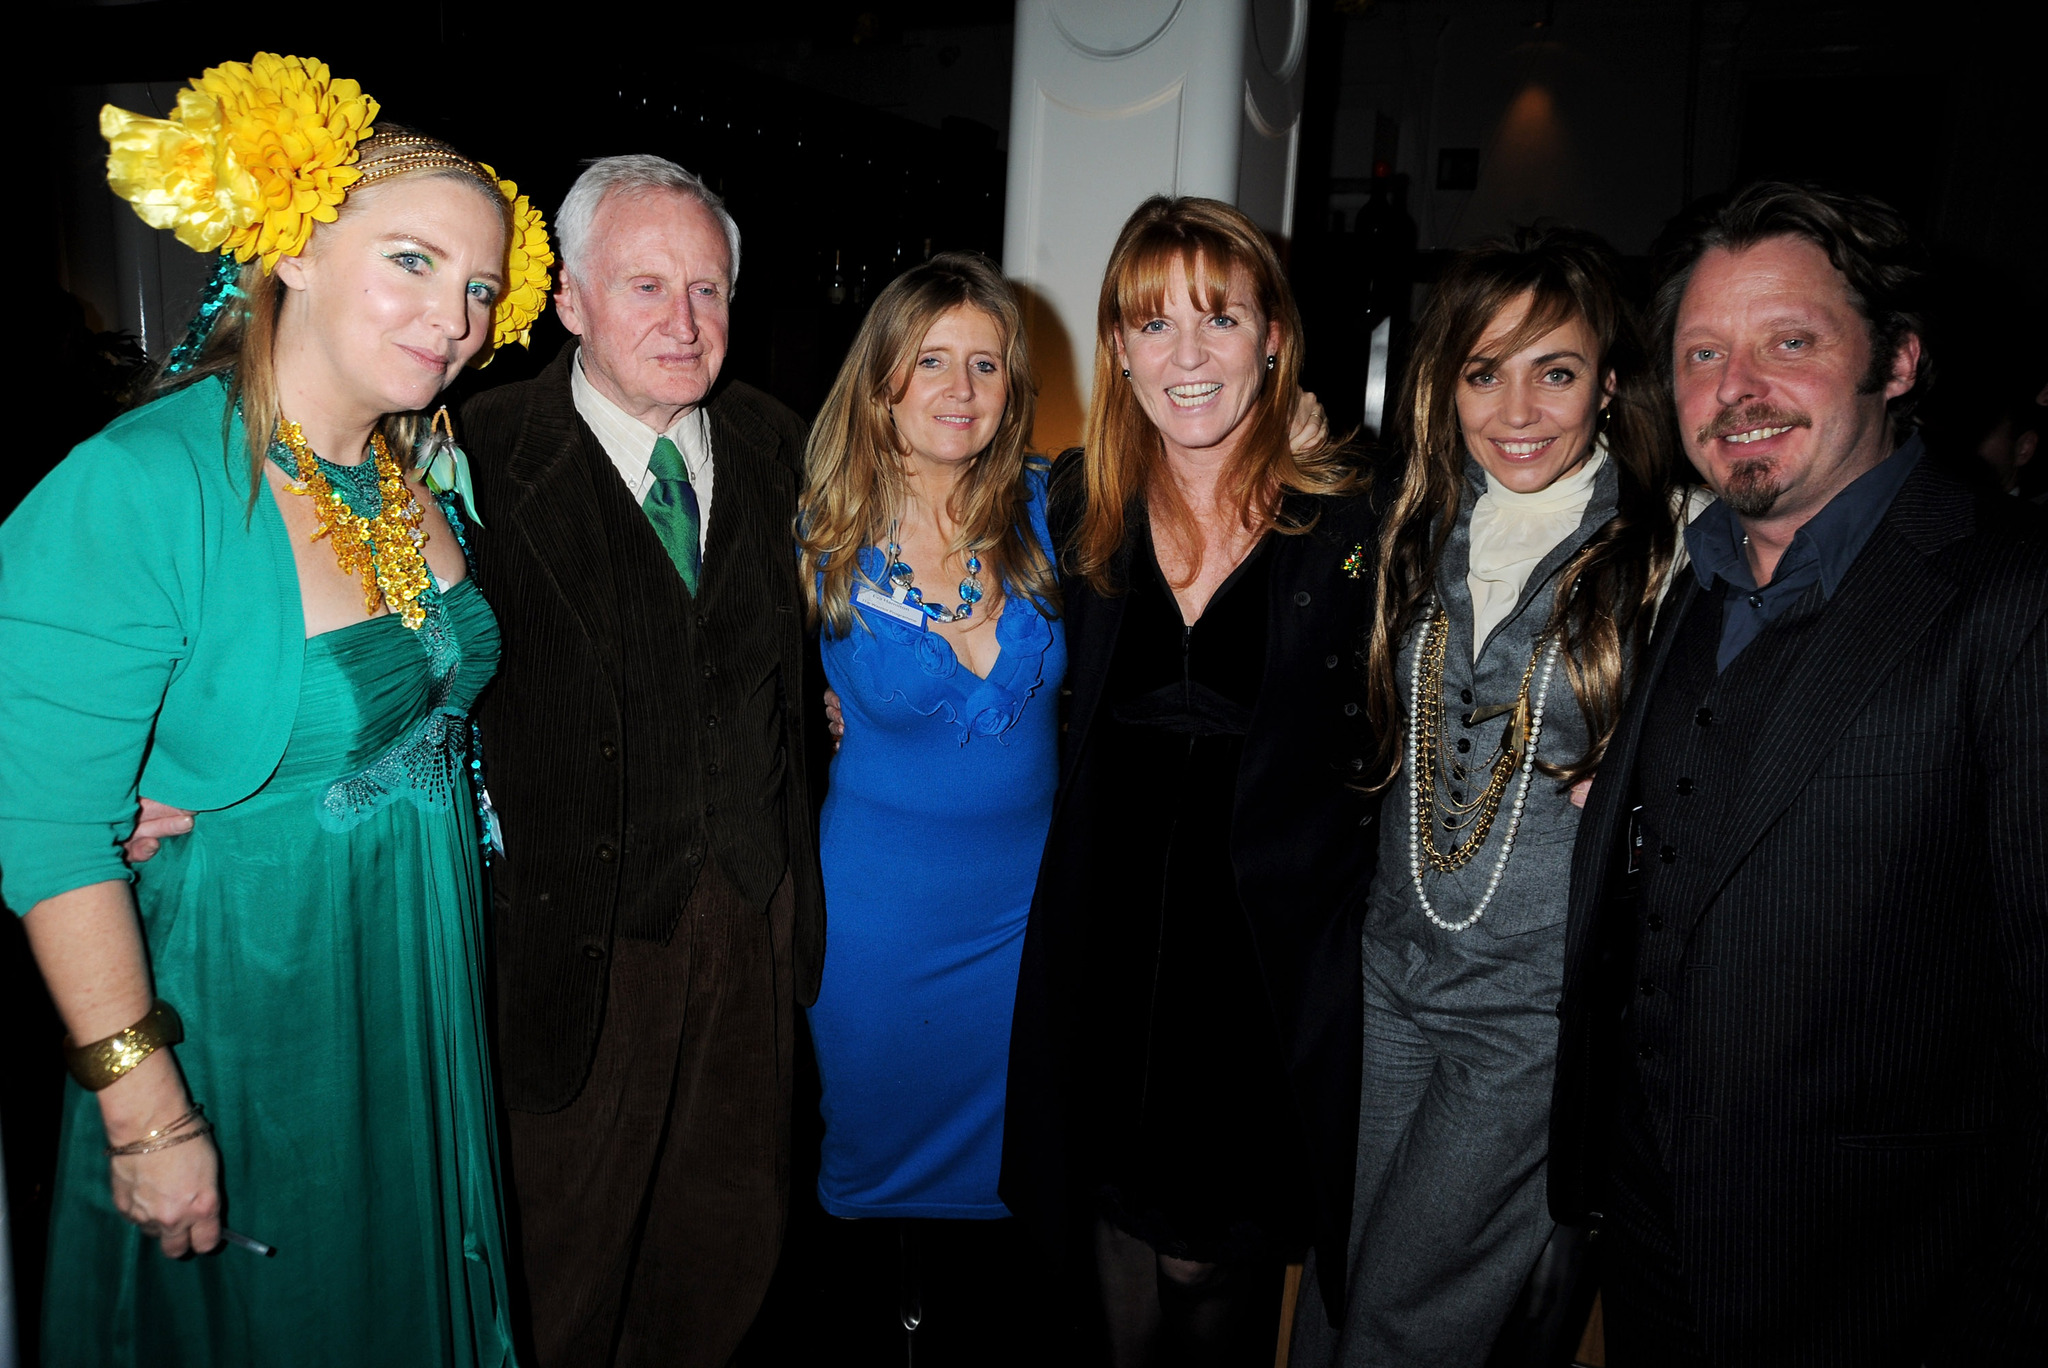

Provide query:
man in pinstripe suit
left=1552, top=183, right=2046, bottom=1366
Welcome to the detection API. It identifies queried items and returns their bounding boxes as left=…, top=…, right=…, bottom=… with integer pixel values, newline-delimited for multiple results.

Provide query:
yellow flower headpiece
left=102, top=53, right=554, bottom=357
left=102, top=53, right=377, bottom=271
left=482, top=167, right=556, bottom=357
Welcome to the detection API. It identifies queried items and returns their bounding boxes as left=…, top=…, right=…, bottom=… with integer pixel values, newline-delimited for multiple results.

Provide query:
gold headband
left=354, top=137, right=493, bottom=189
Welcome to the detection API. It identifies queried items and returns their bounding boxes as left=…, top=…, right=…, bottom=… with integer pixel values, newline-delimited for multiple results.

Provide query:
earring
left=1598, top=405, right=1612, bottom=431
left=1266, top=354, right=1277, bottom=371
left=1121, top=367, right=1131, bottom=379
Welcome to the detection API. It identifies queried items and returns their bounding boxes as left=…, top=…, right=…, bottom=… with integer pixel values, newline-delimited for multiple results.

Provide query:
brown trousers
left=506, top=862, right=795, bottom=1368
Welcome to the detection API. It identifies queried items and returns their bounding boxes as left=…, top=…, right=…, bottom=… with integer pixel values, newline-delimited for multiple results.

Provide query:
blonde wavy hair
left=165, top=125, right=512, bottom=503
left=1067, top=195, right=1355, bottom=595
left=798, top=251, right=1054, bottom=637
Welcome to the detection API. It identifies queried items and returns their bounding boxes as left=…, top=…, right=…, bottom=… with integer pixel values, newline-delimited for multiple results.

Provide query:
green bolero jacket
left=0, top=376, right=303, bottom=911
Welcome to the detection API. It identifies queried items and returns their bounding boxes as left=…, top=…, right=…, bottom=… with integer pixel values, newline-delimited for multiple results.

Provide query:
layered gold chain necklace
left=272, top=420, right=432, bottom=630
left=1406, top=602, right=1560, bottom=931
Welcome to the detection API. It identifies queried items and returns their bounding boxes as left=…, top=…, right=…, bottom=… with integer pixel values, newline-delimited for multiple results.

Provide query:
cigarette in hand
left=221, top=1227, right=275, bottom=1257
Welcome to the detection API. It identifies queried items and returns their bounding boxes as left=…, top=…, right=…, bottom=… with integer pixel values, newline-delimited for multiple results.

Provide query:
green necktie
left=643, top=434, right=703, bottom=595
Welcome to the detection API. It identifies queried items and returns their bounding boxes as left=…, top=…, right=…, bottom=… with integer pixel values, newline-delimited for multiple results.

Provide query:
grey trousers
left=1291, top=914, right=1564, bottom=1368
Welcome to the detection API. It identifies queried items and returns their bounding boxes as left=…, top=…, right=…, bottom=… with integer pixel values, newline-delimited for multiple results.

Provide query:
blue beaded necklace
left=884, top=518, right=984, bottom=622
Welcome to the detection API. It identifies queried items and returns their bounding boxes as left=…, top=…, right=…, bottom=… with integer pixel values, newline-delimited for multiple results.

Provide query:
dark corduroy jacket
left=462, top=345, right=825, bottom=1113
left=1552, top=459, right=2048, bottom=1365
left=1000, top=456, right=1384, bottom=1325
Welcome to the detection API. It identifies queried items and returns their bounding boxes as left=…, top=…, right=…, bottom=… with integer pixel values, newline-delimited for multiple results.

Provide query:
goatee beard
left=1721, top=456, right=1781, bottom=517
left=1696, top=404, right=1807, bottom=519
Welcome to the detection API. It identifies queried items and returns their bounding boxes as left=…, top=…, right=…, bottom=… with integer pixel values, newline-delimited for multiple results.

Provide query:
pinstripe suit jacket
left=1551, top=459, right=2047, bottom=1363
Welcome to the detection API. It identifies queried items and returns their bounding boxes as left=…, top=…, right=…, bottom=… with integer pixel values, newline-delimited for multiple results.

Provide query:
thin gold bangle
left=106, top=1106, right=212, bottom=1158
left=63, top=999, right=184, bottom=1092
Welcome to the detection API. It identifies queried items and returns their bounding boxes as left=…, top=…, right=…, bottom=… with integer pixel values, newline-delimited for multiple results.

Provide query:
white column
left=1003, top=0, right=1308, bottom=451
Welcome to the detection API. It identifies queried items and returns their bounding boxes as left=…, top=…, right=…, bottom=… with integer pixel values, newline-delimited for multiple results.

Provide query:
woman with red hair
left=1001, top=196, right=1382, bottom=1365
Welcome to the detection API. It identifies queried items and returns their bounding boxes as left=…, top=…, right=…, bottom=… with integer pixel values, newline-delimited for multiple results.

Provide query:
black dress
left=1085, top=531, right=1312, bottom=1262
left=1001, top=470, right=1383, bottom=1324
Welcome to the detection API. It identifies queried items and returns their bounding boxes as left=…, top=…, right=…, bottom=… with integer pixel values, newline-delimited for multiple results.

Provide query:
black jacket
left=1551, top=460, right=2048, bottom=1364
left=1000, top=456, right=1383, bottom=1323
left=462, top=345, right=825, bottom=1113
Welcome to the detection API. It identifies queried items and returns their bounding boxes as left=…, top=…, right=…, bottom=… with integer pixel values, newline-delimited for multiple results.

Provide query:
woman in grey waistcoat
left=1292, top=227, right=1690, bottom=1367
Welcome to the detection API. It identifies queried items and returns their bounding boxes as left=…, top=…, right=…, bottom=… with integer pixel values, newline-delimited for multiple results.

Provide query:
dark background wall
left=1290, top=0, right=2046, bottom=447
left=11, top=2, right=2042, bottom=1360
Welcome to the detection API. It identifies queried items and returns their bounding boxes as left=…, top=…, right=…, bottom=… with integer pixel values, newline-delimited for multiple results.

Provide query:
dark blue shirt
left=1686, top=433, right=1923, bottom=671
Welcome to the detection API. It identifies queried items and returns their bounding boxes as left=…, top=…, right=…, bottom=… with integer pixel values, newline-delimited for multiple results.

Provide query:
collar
left=1687, top=432, right=1924, bottom=595
left=570, top=348, right=711, bottom=480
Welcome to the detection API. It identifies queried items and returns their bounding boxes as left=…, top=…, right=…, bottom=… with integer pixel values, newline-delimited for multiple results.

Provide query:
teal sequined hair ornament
left=162, top=252, right=243, bottom=377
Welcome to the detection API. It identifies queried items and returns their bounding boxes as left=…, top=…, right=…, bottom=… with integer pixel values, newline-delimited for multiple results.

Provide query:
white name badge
left=854, top=583, right=928, bottom=629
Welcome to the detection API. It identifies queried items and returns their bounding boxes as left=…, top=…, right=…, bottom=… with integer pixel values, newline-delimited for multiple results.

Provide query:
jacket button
left=706, top=715, right=719, bottom=728
left=686, top=850, right=704, bottom=867
left=1343, top=702, right=1359, bottom=717
left=597, top=843, right=615, bottom=861
left=707, top=762, right=720, bottom=776
left=1645, top=912, right=1665, bottom=931
left=1675, top=777, right=1693, bottom=794
left=1457, top=738, right=1471, bottom=753
left=1325, top=654, right=1339, bottom=669
left=704, top=803, right=718, bottom=817
left=1461, top=688, right=1473, bottom=705
left=1695, top=707, right=1713, bottom=727
left=1639, top=979, right=1656, bottom=996
left=1349, top=758, right=1365, bottom=772
left=1659, top=844, right=1676, bottom=863
left=1295, top=591, right=1311, bottom=606
left=1637, top=1044, right=1656, bottom=1061
left=696, top=614, right=708, bottom=629
left=582, top=942, right=606, bottom=961
left=702, top=664, right=715, bottom=678
left=601, top=742, right=618, bottom=760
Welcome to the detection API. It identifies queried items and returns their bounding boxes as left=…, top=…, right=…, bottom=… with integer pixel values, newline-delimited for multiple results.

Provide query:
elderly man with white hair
left=461, top=155, right=823, bottom=1368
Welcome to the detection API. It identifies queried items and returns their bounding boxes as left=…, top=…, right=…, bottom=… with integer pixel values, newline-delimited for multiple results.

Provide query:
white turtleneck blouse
left=1464, top=443, right=1609, bottom=659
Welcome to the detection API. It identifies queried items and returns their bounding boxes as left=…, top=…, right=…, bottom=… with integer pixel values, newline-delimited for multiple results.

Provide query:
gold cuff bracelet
left=64, top=999, right=184, bottom=1092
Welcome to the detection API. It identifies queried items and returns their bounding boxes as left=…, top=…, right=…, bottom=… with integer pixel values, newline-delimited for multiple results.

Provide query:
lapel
left=1673, top=465, right=1972, bottom=942
left=702, top=394, right=798, bottom=606
left=1563, top=574, right=1698, bottom=979
left=1056, top=525, right=1136, bottom=779
left=1448, top=457, right=1621, bottom=664
left=499, top=345, right=623, bottom=677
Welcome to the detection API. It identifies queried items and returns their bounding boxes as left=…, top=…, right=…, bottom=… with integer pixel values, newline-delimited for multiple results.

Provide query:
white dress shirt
left=570, top=349, right=715, bottom=560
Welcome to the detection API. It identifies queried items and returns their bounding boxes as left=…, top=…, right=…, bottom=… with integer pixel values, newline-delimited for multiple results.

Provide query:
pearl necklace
left=1405, top=602, right=1560, bottom=932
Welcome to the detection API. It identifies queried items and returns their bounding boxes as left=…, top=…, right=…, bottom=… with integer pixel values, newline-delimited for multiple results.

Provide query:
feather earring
left=415, top=406, right=484, bottom=527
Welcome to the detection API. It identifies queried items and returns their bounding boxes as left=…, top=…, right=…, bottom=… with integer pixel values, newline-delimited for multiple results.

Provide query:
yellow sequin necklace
left=273, top=420, right=432, bottom=629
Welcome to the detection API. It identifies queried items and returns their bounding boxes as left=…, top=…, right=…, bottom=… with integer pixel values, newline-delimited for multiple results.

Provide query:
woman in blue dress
left=796, top=252, right=1064, bottom=1222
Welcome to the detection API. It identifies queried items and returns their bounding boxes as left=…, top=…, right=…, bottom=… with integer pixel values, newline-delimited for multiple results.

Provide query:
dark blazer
left=1001, top=458, right=1382, bottom=1323
left=461, top=345, right=825, bottom=1112
left=1551, top=460, right=2048, bottom=1363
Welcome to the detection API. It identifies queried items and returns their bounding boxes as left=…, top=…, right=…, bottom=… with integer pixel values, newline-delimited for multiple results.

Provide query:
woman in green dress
left=0, top=53, right=551, bottom=1366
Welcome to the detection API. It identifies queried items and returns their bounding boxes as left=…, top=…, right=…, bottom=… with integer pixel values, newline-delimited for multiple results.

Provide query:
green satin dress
left=42, top=577, right=515, bottom=1368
